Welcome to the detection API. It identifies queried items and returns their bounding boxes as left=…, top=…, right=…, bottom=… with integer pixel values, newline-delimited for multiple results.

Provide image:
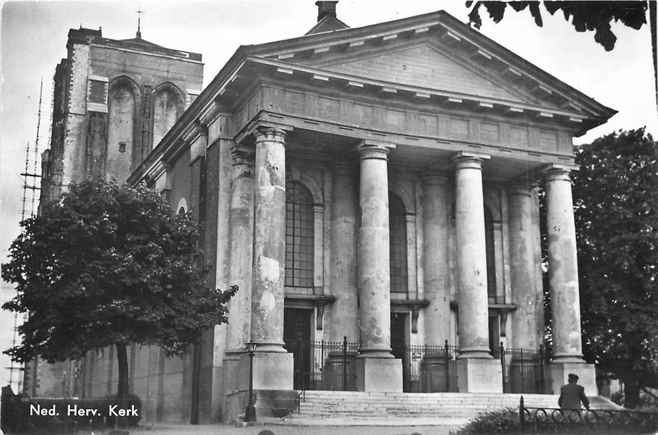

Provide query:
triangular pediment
left=300, top=41, right=551, bottom=107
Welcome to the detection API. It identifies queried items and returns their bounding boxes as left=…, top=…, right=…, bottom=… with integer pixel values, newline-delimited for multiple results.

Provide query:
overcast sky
left=0, top=0, right=656, bottom=389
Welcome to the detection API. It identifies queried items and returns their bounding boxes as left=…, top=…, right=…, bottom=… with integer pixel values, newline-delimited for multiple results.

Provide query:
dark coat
left=558, top=383, right=590, bottom=410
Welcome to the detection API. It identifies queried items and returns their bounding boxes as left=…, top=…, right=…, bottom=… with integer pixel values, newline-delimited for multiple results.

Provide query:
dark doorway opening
left=284, top=308, right=312, bottom=389
left=390, top=312, right=410, bottom=391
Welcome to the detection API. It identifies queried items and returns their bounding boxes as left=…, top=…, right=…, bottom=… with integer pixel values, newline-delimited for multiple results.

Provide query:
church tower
left=28, top=24, right=203, bottom=398
left=40, top=26, right=203, bottom=203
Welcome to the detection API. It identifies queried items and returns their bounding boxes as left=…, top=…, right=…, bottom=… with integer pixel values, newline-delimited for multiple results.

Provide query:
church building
left=37, top=1, right=615, bottom=424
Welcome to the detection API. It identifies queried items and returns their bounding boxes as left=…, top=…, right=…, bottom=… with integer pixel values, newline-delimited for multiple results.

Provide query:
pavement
left=20, top=422, right=458, bottom=435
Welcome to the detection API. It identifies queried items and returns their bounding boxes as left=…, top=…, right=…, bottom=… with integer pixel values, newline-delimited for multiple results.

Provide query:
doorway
left=390, top=312, right=410, bottom=391
left=284, top=308, right=312, bottom=389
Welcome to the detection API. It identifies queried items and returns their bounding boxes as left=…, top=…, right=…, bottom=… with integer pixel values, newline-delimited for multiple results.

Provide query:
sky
left=0, top=0, right=656, bottom=391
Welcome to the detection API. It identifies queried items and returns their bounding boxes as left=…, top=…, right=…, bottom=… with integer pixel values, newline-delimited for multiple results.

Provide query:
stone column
left=454, top=152, right=502, bottom=393
left=326, top=161, right=359, bottom=389
left=247, top=127, right=293, bottom=395
left=509, top=184, right=543, bottom=392
left=422, top=174, right=452, bottom=391
left=355, top=141, right=402, bottom=392
left=328, top=162, right=359, bottom=341
left=545, top=166, right=595, bottom=395
left=223, top=147, right=255, bottom=403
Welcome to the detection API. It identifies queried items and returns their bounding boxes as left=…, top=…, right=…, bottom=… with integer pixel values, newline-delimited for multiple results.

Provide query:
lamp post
left=245, top=342, right=257, bottom=422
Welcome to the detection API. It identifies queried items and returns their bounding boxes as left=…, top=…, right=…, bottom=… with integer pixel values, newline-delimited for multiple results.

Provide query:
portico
left=130, top=4, right=614, bottom=422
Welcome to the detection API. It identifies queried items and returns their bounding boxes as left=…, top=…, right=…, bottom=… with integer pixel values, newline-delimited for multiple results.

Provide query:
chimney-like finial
left=315, top=1, right=338, bottom=22
left=136, top=8, right=144, bottom=38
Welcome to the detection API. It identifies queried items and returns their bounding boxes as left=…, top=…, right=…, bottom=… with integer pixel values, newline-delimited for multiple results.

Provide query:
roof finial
left=136, top=8, right=144, bottom=39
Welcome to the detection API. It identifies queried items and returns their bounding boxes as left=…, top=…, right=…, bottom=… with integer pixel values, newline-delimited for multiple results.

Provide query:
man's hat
left=568, top=373, right=579, bottom=381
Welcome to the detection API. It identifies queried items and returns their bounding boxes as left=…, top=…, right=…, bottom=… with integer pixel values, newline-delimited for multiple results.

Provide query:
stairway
left=282, top=391, right=621, bottom=426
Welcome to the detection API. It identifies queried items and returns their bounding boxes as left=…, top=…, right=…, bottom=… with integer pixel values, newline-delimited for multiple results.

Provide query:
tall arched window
left=285, top=181, right=314, bottom=288
left=389, top=193, right=408, bottom=294
left=152, top=85, right=183, bottom=148
left=107, top=83, right=136, bottom=182
left=484, top=206, right=496, bottom=301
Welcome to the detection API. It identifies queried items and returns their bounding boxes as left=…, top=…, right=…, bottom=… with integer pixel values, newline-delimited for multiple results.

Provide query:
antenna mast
left=11, top=80, right=44, bottom=392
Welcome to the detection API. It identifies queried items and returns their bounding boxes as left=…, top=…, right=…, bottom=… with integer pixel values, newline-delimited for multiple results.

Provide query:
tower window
left=118, top=142, right=126, bottom=153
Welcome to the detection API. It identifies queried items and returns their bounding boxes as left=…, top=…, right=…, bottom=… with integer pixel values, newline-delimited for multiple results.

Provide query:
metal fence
left=288, top=339, right=549, bottom=394
left=286, top=338, right=360, bottom=392
left=392, top=342, right=459, bottom=392
left=519, top=396, right=658, bottom=433
left=493, top=343, right=547, bottom=393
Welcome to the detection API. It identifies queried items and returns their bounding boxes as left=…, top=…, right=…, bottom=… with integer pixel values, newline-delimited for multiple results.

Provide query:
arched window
left=107, top=84, right=135, bottom=181
left=152, top=85, right=183, bottom=148
left=285, top=181, right=314, bottom=288
left=389, top=193, right=408, bottom=294
left=484, top=206, right=496, bottom=301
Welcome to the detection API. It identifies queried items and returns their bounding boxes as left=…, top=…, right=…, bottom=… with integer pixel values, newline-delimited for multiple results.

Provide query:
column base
left=245, top=350, right=294, bottom=390
left=355, top=356, right=403, bottom=392
left=549, top=360, right=596, bottom=396
left=324, top=351, right=358, bottom=390
left=510, top=356, right=545, bottom=394
left=457, top=358, right=502, bottom=393
left=421, top=355, right=455, bottom=392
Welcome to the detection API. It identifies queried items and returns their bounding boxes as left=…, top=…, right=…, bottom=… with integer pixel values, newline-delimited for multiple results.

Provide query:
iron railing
left=286, top=337, right=359, bottom=392
left=289, top=339, right=550, bottom=394
left=493, top=343, right=547, bottom=393
left=393, top=342, right=459, bottom=392
left=519, top=396, right=658, bottom=433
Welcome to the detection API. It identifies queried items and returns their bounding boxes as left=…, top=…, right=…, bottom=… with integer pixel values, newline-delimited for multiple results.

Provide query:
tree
left=572, top=128, right=658, bottom=408
left=465, top=1, right=656, bottom=107
left=1, top=179, right=236, bottom=404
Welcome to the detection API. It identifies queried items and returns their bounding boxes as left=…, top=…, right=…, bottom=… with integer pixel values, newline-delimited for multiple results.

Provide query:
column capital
left=357, top=140, right=396, bottom=160
left=253, top=125, right=290, bottom=144
left=508, top=183, right=535, bottom=197
left=230, top=144, right=255, bottom=167
left=544, top=164, right=578, bottom=182
left=453, top=152, right=491, bottom=170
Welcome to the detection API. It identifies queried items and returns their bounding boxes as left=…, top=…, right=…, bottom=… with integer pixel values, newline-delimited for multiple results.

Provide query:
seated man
left=558, top=373, right=590, bottom=410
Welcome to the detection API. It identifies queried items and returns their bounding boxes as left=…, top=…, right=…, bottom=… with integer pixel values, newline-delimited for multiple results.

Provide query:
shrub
left=451, top=408, right=521, bottom=434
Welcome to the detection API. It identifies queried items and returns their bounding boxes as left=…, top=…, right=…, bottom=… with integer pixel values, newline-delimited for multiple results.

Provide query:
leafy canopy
left=2, top=179, right=236, bottom=363
left=572, top=128, right=658, bottom=394
left=466, top=1, right=648, bottom=51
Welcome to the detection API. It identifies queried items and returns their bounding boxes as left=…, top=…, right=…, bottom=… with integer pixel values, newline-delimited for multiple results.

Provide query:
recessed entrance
left=284, top=307, right=312, bottom=389
left=390, top=312, right=410, bottom=391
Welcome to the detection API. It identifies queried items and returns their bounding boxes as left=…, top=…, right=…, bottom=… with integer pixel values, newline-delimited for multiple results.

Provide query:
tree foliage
left=466, top=1, right=648, bottom=51
left=572, top=128, right=658, bottom=408
left=1, top=179, right=236, bottom=398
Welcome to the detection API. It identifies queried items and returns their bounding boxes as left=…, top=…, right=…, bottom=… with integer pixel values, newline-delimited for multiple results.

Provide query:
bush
left=451, top=408, right=521, bottom=434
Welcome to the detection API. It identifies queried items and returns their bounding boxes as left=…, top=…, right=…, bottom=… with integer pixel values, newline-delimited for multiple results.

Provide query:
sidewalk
left=57, top=422, right=456, bottom=435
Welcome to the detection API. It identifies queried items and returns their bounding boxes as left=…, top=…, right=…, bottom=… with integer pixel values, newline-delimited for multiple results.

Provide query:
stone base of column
left=222, top=349, right=294, bottom=423
left=510, top=357, right=545, bottom=394
left=324, top=351, right=358, bottom=390
left=222, top=350, right=244, bottom=398
left=246, top=349, right=294, bottom=390
left=421, top=355, right=454, bottom=392
left=549, top=360, right=596, bottom=396
left=457, top=358, right=503, bottom=393
left=355, top=356, right=403, bottom=392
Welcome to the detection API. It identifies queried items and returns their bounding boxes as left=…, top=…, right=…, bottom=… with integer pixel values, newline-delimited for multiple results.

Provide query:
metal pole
left=444, top=339, right=450, bottom=392
left=539, top=344, right=545, bottom=393
left=500, top=341, right=506, bottom=392
left=245, top=343, right=256, bottom=422
left=519, top=395, right=525, bottom=430
left=342, top=336, right=347, bottom=391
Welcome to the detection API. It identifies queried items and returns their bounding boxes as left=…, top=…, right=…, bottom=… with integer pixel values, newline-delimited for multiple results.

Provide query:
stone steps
left=289, top=390, right=621, bottom=423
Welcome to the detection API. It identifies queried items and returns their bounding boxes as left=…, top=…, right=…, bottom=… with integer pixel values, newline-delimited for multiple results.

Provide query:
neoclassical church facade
left=35, top=2, right=614, bottom=424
